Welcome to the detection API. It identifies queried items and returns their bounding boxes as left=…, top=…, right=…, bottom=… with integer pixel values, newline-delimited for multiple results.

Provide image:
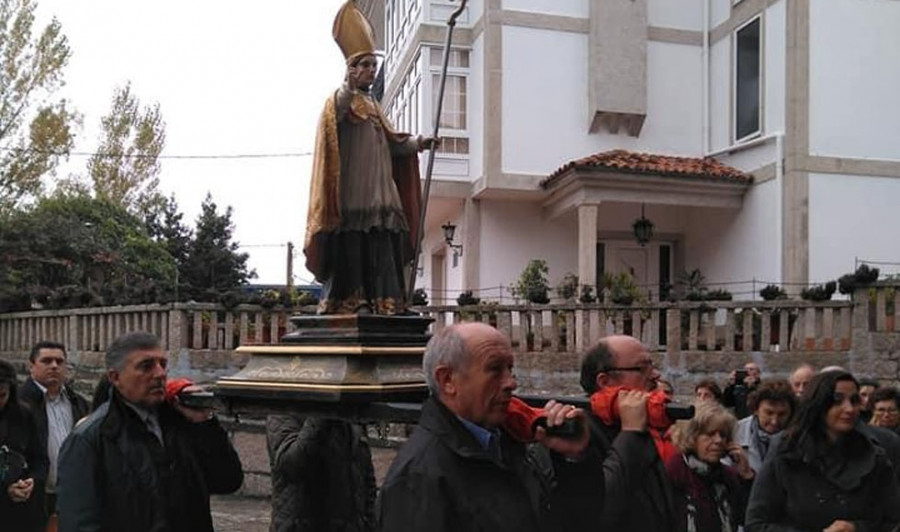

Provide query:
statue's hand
left=419, top=137, right=441, bottom=151
left=346, top=66, right=361, bottom=90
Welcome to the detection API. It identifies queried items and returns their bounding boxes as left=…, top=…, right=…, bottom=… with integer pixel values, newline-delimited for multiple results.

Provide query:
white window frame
left=384, top=0, right=422, bottom=78
left=386, top=53, right=423, bottom=137
left=427, top=46, right=470, bottom=159
left=733, top=15, right=763, bottom=143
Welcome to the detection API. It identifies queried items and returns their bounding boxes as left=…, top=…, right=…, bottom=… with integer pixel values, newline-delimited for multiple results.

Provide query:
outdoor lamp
left=441, top=222, right=463, bottom=258
left=632, top=205, right=654, bottom=246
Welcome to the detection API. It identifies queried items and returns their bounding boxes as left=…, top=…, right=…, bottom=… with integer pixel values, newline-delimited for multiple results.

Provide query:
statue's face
left=353, top=55, right=377, bottom=89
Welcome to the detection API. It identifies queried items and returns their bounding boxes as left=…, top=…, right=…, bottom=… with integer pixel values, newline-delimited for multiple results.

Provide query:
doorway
left=431, top=252, right=446, bottom=304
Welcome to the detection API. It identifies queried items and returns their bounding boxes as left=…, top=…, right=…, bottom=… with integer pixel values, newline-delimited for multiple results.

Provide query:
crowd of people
left=3, top=325, right=900, bottom=531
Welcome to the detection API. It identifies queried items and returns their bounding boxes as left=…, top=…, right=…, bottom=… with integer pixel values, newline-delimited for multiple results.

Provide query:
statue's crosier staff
left=408, top=0, right=470, bottom=303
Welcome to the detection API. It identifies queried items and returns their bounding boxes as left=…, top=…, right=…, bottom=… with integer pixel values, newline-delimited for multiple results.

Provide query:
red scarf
left=590, top=386, right=679, bottom=461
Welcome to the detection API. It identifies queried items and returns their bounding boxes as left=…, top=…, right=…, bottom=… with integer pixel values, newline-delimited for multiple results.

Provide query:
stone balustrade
left=0, top=284, right=897, bottom=396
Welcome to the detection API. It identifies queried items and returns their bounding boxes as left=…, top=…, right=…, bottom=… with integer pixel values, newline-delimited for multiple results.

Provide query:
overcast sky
left=36, top=0, right=350, bottom=285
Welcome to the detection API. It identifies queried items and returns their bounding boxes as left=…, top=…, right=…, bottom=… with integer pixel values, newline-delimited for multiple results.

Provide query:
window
left=386, top=53, right=422, bottom=136
left=436, top=137, right=469, bottom=155
left=659, top=244, right=671, bottom=300
left=428, top=48, right=469, bottom=154
left=596, top=243, right=606, bottom=283
left=735, top=17, right=761, bottom=141
left=432, top=74, right=467, bottom=130
left=385, top=0, right=422, bottom=75
left=430, top=48, right=469, bottom=68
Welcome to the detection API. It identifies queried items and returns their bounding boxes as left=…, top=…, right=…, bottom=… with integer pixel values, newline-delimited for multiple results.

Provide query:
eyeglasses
left=832, top=392, right=862, bottom=407
left=874, top=407, right=900, bottom=414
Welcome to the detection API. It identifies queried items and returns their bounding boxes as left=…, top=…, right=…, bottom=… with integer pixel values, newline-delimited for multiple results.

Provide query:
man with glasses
left=579, top=335, right=675, bottom=532
left=19, top=341, right=90, bottom=524
left=869, top=387, right=900, bottom=434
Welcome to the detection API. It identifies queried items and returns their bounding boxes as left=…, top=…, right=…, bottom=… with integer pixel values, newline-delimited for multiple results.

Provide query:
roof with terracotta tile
left=541, top=149, right=753, bottom=189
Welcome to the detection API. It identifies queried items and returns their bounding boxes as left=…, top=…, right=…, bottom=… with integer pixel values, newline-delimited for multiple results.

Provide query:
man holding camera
left=579, top=335, right=676, bottom=532
left=379, top=323, right=603, bottom=532
left=56, top=332, right=243, bottom=532
left=723, top=362, right=761, bottom=419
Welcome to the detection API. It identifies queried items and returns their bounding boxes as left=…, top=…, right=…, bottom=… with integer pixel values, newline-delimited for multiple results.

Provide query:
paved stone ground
left=211, top=496, right=271, bottom=532
left=211, top=447, right=398, bottom=531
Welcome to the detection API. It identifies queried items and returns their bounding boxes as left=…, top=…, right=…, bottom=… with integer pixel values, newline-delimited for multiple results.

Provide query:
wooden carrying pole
left=407, top=0, right=469, bottom=303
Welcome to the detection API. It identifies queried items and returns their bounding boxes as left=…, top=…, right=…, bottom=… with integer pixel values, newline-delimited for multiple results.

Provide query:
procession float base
left=212, top=314, right=432, bottom=421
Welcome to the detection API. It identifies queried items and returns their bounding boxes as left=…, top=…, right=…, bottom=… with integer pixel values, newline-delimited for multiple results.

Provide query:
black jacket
left=592, top=416, right=676, bottom=532
left=745, top=429, right=900, bottom=532
left=723, top=382, right=758, bottom=420
left=56, top=390, right=244, bottom=532
left=858, top=422, right=900, bottom=480
left=267, top=415, right=376, bottom=532
left=19, top=377, right=91, bottom=457
left=0, top=399, right=49, bottom=532
left=378, top=397, right=605, bottom=532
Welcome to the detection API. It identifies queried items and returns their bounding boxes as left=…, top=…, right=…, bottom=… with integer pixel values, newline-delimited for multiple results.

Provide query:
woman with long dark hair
left=745, top=370, right=900, bottom=532
left=0, top=359, right=48, bottom=532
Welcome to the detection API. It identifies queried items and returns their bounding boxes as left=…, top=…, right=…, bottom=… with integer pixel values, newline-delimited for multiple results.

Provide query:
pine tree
left=181, top=193, right=255, bottom=300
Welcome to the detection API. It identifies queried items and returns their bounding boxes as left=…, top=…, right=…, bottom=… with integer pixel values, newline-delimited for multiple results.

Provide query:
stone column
left=577, top=205, right=599, bottom=290
left=463, top=197, right=481, bottom=293
left=577, top=205, right=598, bottom=347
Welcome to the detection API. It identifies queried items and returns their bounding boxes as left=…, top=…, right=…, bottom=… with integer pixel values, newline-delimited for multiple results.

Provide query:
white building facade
left=359, top=0, right=900, bottom=304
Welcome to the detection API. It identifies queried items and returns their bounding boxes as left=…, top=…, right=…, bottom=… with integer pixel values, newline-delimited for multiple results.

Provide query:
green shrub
left=515, top=260, right=550, bottom=304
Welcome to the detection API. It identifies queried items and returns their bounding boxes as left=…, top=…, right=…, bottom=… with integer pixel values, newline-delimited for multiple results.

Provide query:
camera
left=735, top=369, right=749, bottom=383
left=664, top=403, right=695, bottom=421
left=177, top=390, right=219, bottom=410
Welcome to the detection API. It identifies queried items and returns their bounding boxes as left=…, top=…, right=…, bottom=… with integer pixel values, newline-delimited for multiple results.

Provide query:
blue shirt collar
left=456, top=416, right=499, bottom=452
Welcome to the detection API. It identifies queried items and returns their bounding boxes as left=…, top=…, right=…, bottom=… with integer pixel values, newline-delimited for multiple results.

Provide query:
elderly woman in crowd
left=734, top=380, right=796, bottom=474
left=868, top=386, right=900, bottom=434
left=746, top=370, right=900, bottom=532
left=665, top=403, right=755, bottom=532
left=694, top=380, right=724, bottom=404
left=0, top=360, right=48, bottom=532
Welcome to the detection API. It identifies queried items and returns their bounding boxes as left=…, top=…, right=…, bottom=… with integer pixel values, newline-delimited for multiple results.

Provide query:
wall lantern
left=632, top=205, right=654, bottom=246
left=441, top=222, right=464, bottom=263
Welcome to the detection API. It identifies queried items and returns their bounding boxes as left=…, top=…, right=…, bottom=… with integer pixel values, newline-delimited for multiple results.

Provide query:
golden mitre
left=333, top=0, right=376, bottom=64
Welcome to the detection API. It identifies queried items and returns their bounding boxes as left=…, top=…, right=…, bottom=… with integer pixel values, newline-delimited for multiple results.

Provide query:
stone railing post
left=168, top=305, right=189, bottom=350
left=666, top=308, right=681, bottom=354
left=851, top=287, right=870, bottom=341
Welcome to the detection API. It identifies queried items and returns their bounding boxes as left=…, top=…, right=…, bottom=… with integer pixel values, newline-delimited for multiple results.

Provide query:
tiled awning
left=541, top=149, right=752, bottom=189
left=541, top=150, right=753, bottom=218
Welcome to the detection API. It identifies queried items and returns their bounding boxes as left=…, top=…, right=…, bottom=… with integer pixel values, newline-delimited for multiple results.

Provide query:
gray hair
left=422, top=326, right=469, bottom=395
left=673, top=402, right=737, bottom=453
left=106, top=332, right=162, bottom=370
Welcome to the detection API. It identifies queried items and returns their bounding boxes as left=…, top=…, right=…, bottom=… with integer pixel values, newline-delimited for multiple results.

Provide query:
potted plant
left=556, top=273, right=579, bottom=301
left=579, top=284, right=597, bottom=304
left=759, top=284, right=788, bottom=301
left=456, top=290, right=481, bottom=306
left=514, top=259, right=551, bottom=304
left=705, top=289, right=733, bottom=301
left=800, top=281, right=836, bottom=302
left=412, top=288, right=429, bottom=306
left=838, top=264, right=880, bottom=295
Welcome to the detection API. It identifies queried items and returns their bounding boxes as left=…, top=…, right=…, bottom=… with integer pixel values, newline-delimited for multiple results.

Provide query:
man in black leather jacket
left=56, top=332, right=243, bottom=532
